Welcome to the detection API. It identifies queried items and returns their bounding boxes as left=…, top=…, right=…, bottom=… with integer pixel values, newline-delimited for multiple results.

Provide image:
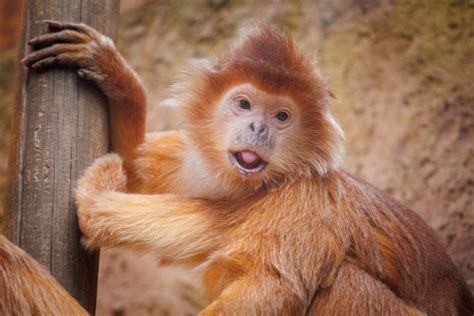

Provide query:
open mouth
left=229, top=150, right=267, bottom=175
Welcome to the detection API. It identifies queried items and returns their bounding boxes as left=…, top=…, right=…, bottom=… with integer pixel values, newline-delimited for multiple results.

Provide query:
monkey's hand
left=75, top=154, right=127, bottom=239
left=22, top=21, right=147, bottom=164
left=22, top=20, right=133, bottom=94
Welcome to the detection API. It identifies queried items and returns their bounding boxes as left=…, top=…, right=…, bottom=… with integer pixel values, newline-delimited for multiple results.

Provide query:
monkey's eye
left=275, top=111, right=289, bottom=122
left=238, top=99, right=251, bottom=110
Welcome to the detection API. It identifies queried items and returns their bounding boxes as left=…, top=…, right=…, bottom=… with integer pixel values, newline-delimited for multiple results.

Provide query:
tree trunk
left=5, top=0, right=120, bottom=313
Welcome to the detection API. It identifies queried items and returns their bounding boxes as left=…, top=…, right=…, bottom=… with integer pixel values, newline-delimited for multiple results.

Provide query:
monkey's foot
left=75, top=153, right=126, bottom=208
left=75, top=153, right=126, bottom=238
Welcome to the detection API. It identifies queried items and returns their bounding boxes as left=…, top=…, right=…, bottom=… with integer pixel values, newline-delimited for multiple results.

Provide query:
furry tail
left=0, top=235, right=87, bottom=315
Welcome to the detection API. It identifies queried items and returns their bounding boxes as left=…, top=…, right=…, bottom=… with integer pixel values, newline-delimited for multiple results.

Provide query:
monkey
left=0, top=235, right=87, bottom=315
left=17, top=21, right=474, bottom=315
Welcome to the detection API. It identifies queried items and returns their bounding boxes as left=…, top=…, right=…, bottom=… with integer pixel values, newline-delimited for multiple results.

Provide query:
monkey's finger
left=21, top=44, right=84, bottom=67
left=30, top=52, right=90, bottom=71
left=43, top=20, right=98, bottom=37
left=28, top=30, right=90, bottom=48
left=30, top=57, right=58, bottom=70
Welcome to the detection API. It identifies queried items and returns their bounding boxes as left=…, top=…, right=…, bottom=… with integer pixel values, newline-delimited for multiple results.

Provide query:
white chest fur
left=174, top=146, right=229, bottom=199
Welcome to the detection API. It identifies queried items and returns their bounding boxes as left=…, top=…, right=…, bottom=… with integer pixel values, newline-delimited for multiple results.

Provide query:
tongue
left=239, top=151, right=259, bottom=165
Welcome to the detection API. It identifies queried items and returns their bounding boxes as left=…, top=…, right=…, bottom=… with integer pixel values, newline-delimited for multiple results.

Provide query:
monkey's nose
left=249, top=122, right=267, bottom=135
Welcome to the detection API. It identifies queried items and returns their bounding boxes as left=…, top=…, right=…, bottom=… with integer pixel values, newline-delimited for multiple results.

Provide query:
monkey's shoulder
left=131, top=130, right=186, bottom=193
left=139, top=130, right=187, bottom=154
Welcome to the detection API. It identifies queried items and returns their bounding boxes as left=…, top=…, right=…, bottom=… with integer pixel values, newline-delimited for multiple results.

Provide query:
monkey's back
left=331, top=171, right=473, bottom=315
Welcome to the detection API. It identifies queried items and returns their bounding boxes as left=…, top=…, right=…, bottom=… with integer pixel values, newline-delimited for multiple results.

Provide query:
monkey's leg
left=199, top=275, right=306, bottom=316
left=307, top=263, right=424, bottom=316
left=22, top=20, right=146, bottom=168
left=0, top=235, right=87, bottom=315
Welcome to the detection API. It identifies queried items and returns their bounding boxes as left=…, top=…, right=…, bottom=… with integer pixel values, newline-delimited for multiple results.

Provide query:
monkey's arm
left=78, top=192, right=222, bottom=261
left=75, top=154, right=222, bottom=262
left=22, top=21, right=146, bottom=169
left=0, top=235, right=87, bottom=315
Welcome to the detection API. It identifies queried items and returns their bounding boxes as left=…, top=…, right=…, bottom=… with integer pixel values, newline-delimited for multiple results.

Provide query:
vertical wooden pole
left=5, top=0, right=120, bottom=313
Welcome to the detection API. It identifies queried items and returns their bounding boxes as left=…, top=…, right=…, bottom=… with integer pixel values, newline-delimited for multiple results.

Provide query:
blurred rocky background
left=0, top=0, right=473, bottom=315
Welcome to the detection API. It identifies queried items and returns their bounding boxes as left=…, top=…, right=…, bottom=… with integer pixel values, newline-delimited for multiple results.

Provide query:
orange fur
left=74, top=25, right=473, bottom=315
left=0, top=235, right=87, bottom=315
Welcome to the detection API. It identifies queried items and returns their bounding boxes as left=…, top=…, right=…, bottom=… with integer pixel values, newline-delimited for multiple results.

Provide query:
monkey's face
left=180, top=27, right=345, bottom=193
left=215, top=84, right=299, bottom=178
